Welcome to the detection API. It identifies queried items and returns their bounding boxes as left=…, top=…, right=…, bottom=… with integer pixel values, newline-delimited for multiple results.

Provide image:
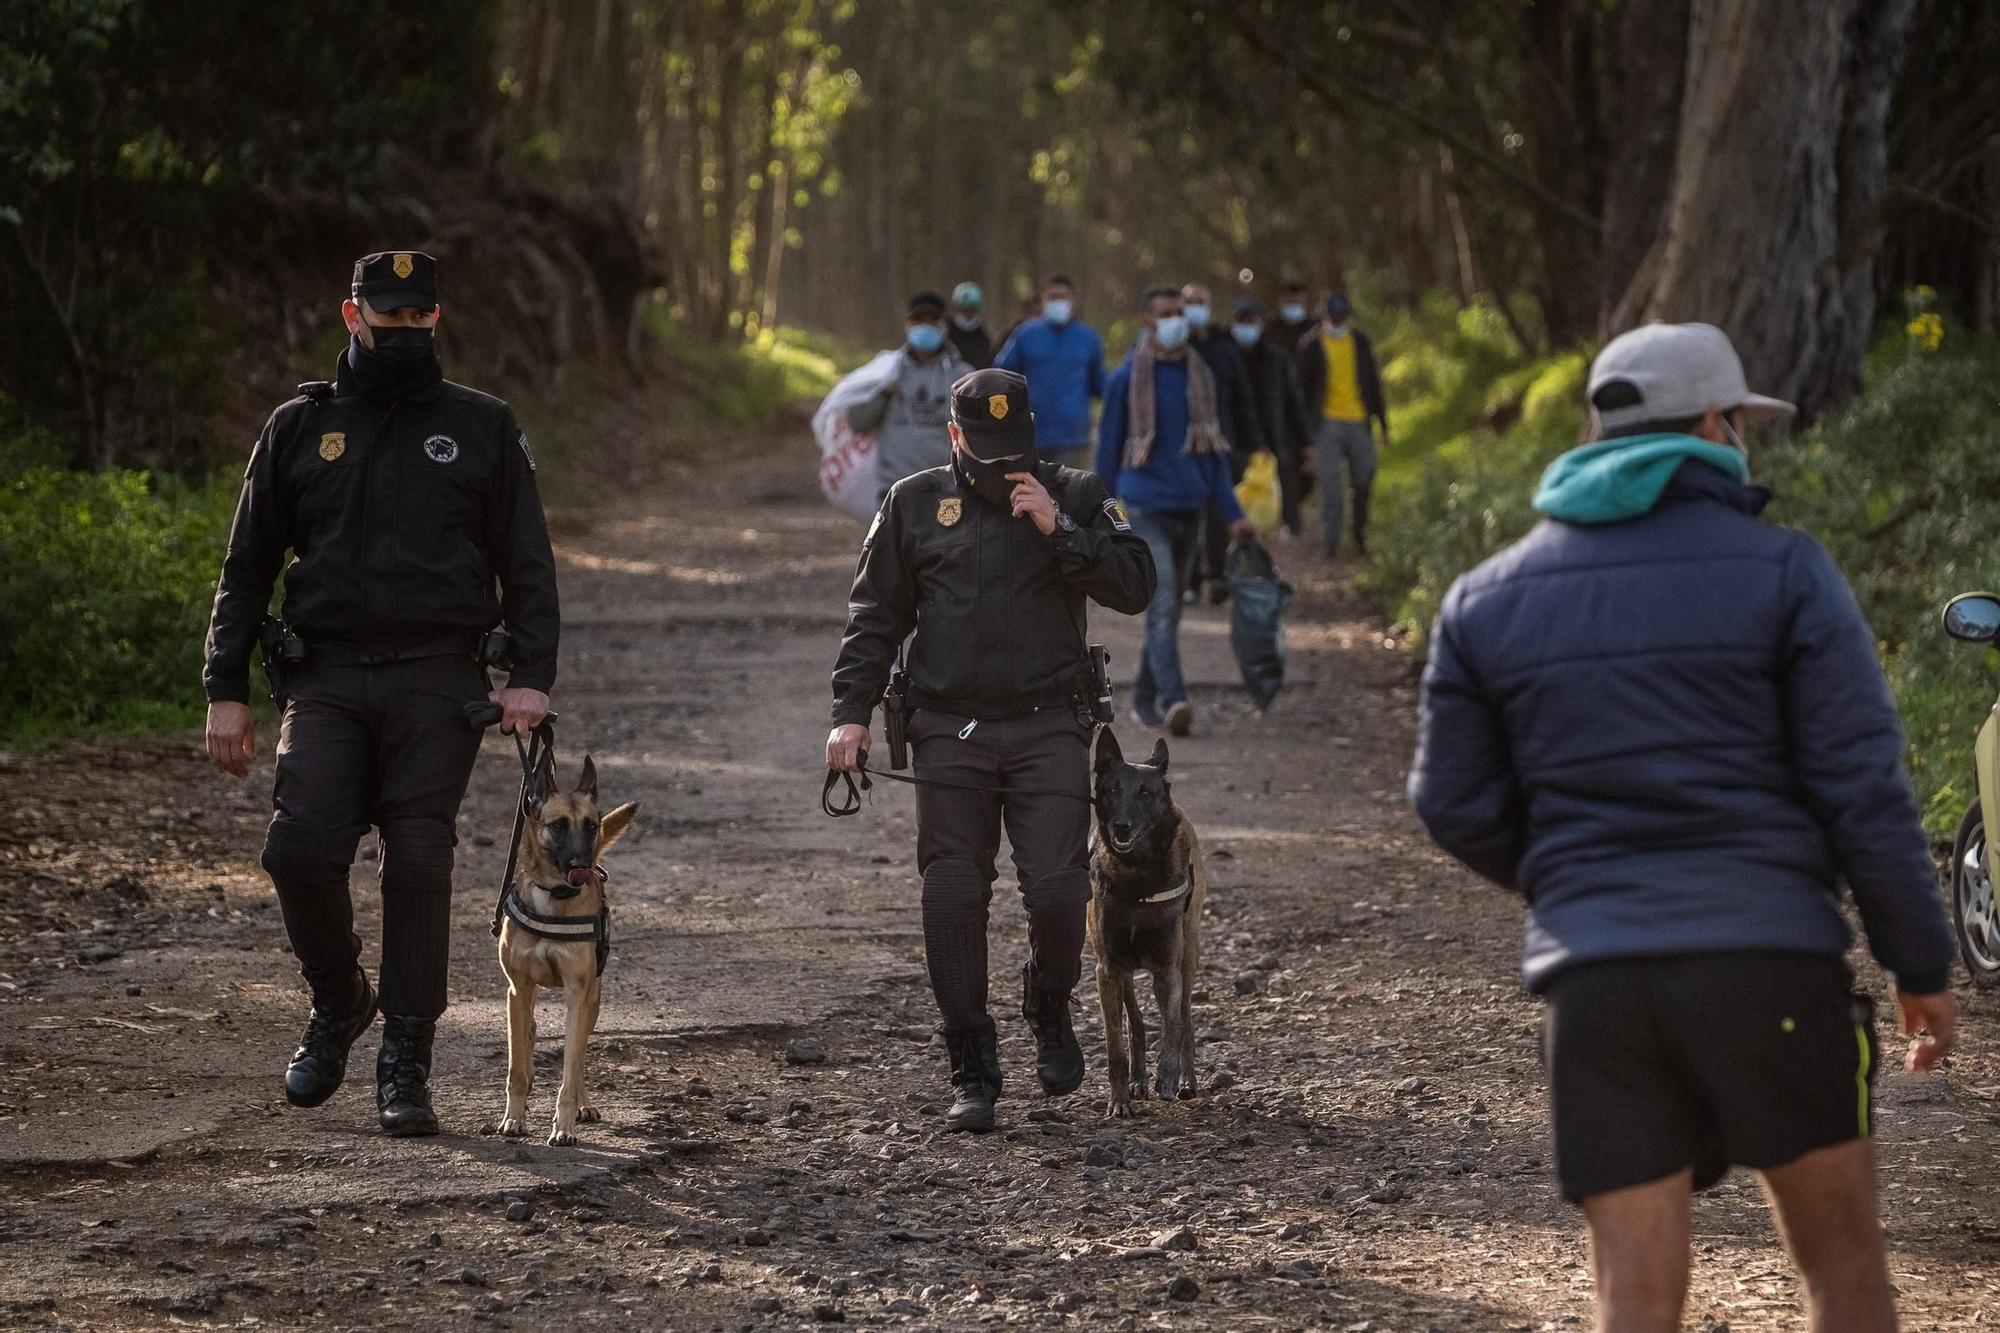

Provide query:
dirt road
left=3, top=437, right=1998, bottom=1330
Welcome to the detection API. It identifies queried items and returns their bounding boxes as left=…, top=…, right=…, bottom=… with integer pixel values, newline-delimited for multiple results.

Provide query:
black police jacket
left=831, top=458, right=1154, bottom=725
left=202, top=354, right=559, bottom=702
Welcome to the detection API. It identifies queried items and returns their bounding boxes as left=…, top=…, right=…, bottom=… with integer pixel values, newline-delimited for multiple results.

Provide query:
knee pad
left=378, top=819, right=455, bottom=897
left=921, top=856, right=991, bottom=919
left=260, top=819, right=355, bottom=886
left=1021, top=866, right=1091, bottom=913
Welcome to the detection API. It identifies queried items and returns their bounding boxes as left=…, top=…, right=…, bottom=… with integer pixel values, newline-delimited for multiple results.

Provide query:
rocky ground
left=2, top=438, right=1998, bottom=1331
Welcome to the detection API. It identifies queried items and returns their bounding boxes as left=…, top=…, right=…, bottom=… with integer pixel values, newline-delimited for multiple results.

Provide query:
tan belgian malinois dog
left=496, top=756, right=638, bottom=1145
left=1087, top=731, right=1208, bottom=1119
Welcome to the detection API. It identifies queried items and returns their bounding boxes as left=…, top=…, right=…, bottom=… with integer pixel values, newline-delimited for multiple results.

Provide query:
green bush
left=1369, top=315, right=2000, bottom=838
left=0, top=451, right=236, bottom=747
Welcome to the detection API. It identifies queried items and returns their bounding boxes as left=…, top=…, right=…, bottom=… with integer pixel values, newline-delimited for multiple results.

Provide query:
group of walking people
left=846, top=273, right=1391, bottom=737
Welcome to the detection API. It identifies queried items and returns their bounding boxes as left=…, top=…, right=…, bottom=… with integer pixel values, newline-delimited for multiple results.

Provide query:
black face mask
left=346, top=321, right=442, bottom=401
left=960, top=453, right=1026, bottom=501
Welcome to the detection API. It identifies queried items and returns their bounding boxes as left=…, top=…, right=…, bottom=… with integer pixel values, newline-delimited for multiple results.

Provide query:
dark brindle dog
left=1087, top=731, right=1207, bottom=1118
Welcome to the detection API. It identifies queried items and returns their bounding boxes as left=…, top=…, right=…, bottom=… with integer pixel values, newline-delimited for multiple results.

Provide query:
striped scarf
left=1123, top=338, right=1227, bottom=469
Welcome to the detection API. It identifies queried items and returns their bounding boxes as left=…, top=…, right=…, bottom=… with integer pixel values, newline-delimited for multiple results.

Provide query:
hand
left=1376, top=419, right=1391, bottom=447
left=1228, top=518, right=1258, bottom=541
left=1006, top=471, right=1059, bottom=536
left=205, top=701, right=256, bottom=778
left=490, top=687, right=550, bottom=736
left=826, top=723, right=869, bottom=773
left=1897, top=988, right=1957, bottom=1072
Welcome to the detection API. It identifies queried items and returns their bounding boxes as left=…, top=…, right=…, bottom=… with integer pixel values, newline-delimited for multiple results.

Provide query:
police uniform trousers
left=259, top=654, right=488, bottom=1020
left=909, top=705, right=1094, bottom=1035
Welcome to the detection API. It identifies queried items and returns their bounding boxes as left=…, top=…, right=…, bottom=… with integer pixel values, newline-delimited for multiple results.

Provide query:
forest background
left=4, top=0, right=2000, bottom=832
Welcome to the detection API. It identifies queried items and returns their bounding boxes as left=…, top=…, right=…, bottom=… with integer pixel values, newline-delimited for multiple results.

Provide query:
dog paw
left=1107, top=1098, right=1136, bottom=1119
left=499, top=1117, right=527, bottom=1139
left=1127, top=1081, right=1150, bottom=1102
left=548, top=1126, right=578, bottom=1147
left=577, top=1105, right=601, bottom=1124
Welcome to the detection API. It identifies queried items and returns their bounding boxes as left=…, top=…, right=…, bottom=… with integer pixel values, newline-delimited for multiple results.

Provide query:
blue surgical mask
left=1152, top=316, right=1189, bottom=351
left=1231, top=323, right=1261, bottom=348
left=1184, top=302, right=1210, bottom=331
left=1042, top=298, right=1073, bottom=326
left=1280, top=302, right=1307, bottom=324
left=907, top=324, right=945, bottom=354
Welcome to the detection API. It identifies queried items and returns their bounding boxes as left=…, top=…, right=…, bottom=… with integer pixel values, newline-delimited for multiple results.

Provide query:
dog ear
left=577, top=755, right=599, bottom=802
left=596, top=801, right=639, bottom=854
left=1148, top=737, right=1169, bottom=774
left=531, top=761, right=558, bottom=812
left=1094, top=727, right=1125, bottom=771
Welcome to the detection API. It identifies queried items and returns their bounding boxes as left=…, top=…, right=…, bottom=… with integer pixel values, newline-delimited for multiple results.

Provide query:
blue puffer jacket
left=1408, top=458, right=1954, bottom=995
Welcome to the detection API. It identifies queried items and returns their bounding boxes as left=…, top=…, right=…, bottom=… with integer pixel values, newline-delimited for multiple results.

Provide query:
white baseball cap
left=1587, top=322, right=1796, bottom=432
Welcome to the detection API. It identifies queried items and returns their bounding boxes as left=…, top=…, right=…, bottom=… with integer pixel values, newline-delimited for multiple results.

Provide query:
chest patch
left=423, top=434, right=460, bottom=464
left=319, top=432, right=346, bottom=462
left=937, top=497, right=962, bottom=527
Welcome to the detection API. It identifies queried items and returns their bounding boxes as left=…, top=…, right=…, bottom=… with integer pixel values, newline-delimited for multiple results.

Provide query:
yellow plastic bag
left=1234, top=450, right=1280, bottom=533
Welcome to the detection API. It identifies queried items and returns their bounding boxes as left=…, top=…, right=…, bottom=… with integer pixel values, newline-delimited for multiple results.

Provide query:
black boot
left=376, top=1014, right=439, bottom=1137
left=284, top=970, right=377, bottom=1108
left=943, top=1018, right=1002, bottom=1134
left=1022, top=963, right=1084, bottom=1096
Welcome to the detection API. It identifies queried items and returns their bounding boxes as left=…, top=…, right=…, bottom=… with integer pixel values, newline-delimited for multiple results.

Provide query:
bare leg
left=500, top=982, right=535, bottom=1138
left=1581, top=1169, right=1693, bottom=1333
left=1121, top=975, right=1147, bottom=1101
left=1759, top=1139, right=1897, bottom=1332
left=1099, top=965, right=1132, bottom=1118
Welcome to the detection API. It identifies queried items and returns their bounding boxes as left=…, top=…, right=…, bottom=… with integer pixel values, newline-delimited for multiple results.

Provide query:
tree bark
left=1609, top=0, right=1909, bottom=424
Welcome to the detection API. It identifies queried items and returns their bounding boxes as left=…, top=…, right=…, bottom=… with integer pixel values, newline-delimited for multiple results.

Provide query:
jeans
left=1125, top=506, right=1203, bottom=713
left=1315, top=418, right=1377, bottom=551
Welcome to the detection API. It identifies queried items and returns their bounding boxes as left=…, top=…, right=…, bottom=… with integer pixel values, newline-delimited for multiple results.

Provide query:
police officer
left=202, top=251, right=559, bottom=1137
left=826, top=368, right=1155, bottom=1132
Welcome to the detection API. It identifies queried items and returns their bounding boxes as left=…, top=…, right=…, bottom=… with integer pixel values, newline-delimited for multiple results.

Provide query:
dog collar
left=1138, top=868, right=1193, bottom=905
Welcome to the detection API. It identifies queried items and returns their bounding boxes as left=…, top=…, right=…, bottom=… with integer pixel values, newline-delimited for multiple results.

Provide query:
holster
left=1074, top=644, right=1114, bottom=727
left=256, top=616, right=305, bottom=702
left=883, top=663, right=911, bottom=771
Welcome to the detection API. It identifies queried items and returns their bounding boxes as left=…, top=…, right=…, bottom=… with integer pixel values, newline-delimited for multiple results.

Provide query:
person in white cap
left=1408, top=321, right=1956, bottom=1331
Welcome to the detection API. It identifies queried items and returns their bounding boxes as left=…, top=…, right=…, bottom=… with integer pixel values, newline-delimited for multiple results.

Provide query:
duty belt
left=306, top=633, right=479, bottom=667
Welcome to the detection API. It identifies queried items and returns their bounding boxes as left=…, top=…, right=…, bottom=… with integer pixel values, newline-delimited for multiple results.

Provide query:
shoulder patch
left=516, top=429, right=536, bottom=473
left=863, top=509, right=883, bottom=550
left=1102, top=497, right=1132, bottom=532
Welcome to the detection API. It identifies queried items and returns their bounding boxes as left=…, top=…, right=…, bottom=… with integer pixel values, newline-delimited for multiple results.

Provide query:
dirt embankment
left=2, top=439, right=1997, bottom=1330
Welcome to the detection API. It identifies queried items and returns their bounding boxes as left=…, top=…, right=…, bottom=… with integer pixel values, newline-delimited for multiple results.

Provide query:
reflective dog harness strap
left=1138, top=868, right=1194, bottom=905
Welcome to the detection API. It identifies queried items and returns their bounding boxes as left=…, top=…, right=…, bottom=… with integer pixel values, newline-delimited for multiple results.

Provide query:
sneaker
left=1165, top=700, right=1193, bottom=736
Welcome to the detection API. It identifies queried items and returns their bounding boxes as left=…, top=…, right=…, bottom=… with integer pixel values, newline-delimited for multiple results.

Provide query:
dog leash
left=464, top=701, right=559, bottom=939
left=821, top=749, right=1092, bottom=818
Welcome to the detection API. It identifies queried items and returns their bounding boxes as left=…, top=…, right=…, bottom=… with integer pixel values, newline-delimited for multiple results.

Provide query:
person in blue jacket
left=1097, top=285, right=1255, bottom=737
left=1408, top=321, right=1956, bottom=1333
left=994, top=274, right=1105, bottom=467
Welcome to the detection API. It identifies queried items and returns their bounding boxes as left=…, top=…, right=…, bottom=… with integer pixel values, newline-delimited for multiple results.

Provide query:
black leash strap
left=465, top=701, right=559, bottom=939
left=821, top=749, right=1091, bottom=818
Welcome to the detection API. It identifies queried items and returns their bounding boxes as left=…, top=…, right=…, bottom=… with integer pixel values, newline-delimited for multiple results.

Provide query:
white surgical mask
left=1042, top=298, right=1073, bottom=326
left=1184, top=302, right=1210, bottom=331
left=1280, top=302, right=1306, bottom=324
left=1152, top=315, right=1189, bottom=351
left=1231, top=323, right=1261, bottom=348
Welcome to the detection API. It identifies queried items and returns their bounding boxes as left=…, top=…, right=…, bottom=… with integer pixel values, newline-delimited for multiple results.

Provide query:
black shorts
left=1542, top=951, right=1878, bottom=1204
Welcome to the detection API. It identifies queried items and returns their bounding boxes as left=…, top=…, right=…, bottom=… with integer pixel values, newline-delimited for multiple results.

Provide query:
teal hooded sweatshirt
left=1532, top=433, right=1750, bottom=526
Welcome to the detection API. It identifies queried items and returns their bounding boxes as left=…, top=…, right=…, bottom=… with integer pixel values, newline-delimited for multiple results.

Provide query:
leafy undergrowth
left=1365, top=300, right=2000, bottom=838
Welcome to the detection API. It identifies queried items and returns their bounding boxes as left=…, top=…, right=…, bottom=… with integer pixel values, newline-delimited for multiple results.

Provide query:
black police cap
left=351, top=250, right=440, bottom=313
left=950, top=368, right=1036, bottom=459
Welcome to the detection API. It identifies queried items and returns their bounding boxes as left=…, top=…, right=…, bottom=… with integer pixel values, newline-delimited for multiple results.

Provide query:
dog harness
left=499, top=879, right=611, bottom=978
left=1138, top=867, right=1194, bottom=905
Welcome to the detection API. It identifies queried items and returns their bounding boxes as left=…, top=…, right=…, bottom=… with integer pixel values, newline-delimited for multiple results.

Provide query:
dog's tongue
left=565, top=866, right=595, bottom=888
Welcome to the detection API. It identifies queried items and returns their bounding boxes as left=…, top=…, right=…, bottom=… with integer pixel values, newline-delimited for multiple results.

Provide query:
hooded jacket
left=1408, top=455, right=1953, bottom=995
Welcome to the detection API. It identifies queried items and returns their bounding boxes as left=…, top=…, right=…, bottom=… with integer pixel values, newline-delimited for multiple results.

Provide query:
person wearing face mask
left=945, top=281, right=993, bottom=369
left=1267, top=277, right=1321, bottom=366
left=827, top=368, right=1154, bottom=1133
left=201, top=251, right=559, bottom=1139
left=993, top=274, right=1106, bottom=468
left=1410, top=321, right=1953, bottom=1333
left=1097, top=286, right=1258, bottom=737
left=1182, top=281, right=1266, bottom=602
left=1232, top=297, right=1316, bottom=539
left=848, top=291, right=971, bottom=501
left=1297, top=290, right=1390, bottom=555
